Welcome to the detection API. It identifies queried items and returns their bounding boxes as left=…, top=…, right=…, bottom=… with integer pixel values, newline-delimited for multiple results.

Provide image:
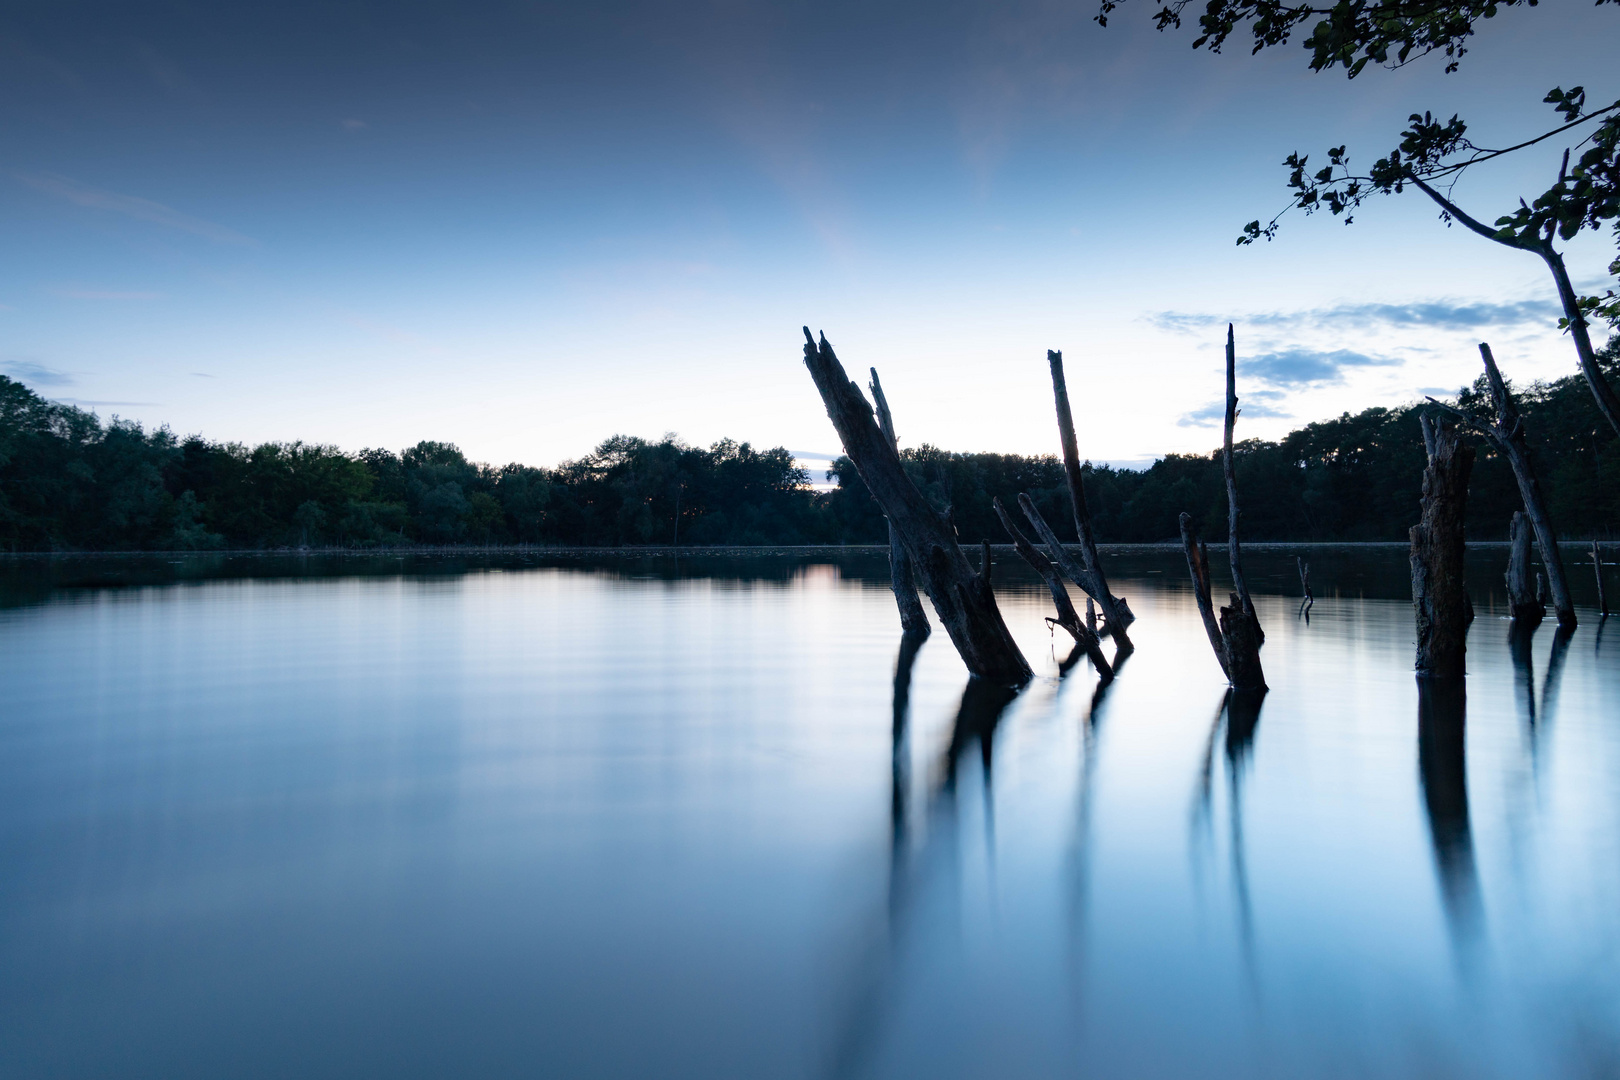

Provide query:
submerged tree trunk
left=1429, top=343, right=1574, bottom=629
left=1046, top=351, right=1134, bottom=645
left=802, top=329, right=1030, bottom=685
left=1221, top=325, right=1263, bottom=644
left=1177, top=326, right=1266, bottom=691
left=1505, top=511, right=1545, bottom=627
left=993, top=497, right=1111, bottom=680
left=868, top=368, right=930, bottom=639
left=1180, top=513, right=1266, bottom=691
left=1410, top=415, right=1475, bottom=680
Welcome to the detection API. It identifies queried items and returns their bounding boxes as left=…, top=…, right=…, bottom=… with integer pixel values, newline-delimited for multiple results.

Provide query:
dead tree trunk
left=1180, top=513, right=1266, bottom=691
left=1297, top=556, right=1313, bottom=614
left=1047, top=351, right=1134, bottom=639
left=1429, top=343, right=1574, bottom=628
left=802, top=329, right=1031, bottom=685
left=1595, top=540, right=1609, bottom=617
left=869, top=368, right=930, bottom=639
left=993, top=497, right=1111, bottom=680
left=1222, top=325, right=1262, bottom=643
left=1410, top=415, right=1475, bottom=680
left=1505, top=511, right=1545, bottom=627
left=1015, top=493, right=1133, bottom=652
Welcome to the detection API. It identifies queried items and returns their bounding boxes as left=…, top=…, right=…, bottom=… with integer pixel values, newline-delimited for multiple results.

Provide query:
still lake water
left=2, top=546, right=1618, bottom=1079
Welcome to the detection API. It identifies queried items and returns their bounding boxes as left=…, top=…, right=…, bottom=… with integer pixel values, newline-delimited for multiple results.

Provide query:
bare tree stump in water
left=1428, top=343, right=1574, bottom=628
left=802, top=329, right=1031, bottom=685
left=1180, top=513, right=1266, bottom=691
left=1221, top=326, right=1263, bottom=644
left=868, top=369, right=930, bottom=639
left=1047, top=350, right=1134, bottom=644
left=1297, top=556, right=1313, bottom=614
left=993, top=497, right=1112, bottom=681
left=1411, top=414, right=1475, bottom=680
left=1505, top=511, right=1545, bottom=627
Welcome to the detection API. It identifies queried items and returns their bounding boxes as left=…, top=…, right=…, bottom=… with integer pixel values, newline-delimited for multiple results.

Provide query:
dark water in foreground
left=2, top=546, right=1618, bottom=1079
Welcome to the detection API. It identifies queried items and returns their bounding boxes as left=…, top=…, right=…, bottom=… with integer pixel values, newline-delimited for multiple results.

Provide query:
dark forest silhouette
left=2, top=337, right=1616, bottom=552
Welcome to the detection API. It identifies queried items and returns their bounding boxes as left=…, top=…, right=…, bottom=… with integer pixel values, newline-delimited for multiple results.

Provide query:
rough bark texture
left=868, top=368, right=930, bottom=639
left=1047, top=351, right=1134, bottom=644
left=993, top=497, right=1111, bottom=681
left=1410, top=416, right=1475, bottom=680
left=803, top=329, right=1030, bottom=685
left=1428, top=343, right=1574, bottom=628
left=1222, top=325, right=1262, bottom=642
left=1505, top=511, right=1545, bottom=627
left=1180, top=512, right=1267, bottom=691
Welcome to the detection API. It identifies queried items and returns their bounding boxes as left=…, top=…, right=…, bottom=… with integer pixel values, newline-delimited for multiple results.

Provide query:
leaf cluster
left=1093, top=0, right=1597, bottom=77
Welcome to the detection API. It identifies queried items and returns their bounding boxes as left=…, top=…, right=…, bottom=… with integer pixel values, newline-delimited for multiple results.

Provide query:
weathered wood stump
left=1410, top=414, right=1475, bottom=680
left=868, top=368, right=930, bottom=639
left=1505, top=511, right=1545, bottom=627
left=1220, top=326, right=1263, bottom=644
left=802, top=329, right=1031, bottom=685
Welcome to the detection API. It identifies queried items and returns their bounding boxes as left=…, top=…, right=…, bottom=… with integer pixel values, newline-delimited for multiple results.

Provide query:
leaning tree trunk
left=993, top=497, right=1111, bottom=680
left=1505, top=511, right=1545, bottom=627
left=1047, top=350, right=1134, bottom=643
left=869, top=368, right=930, bottom=639
left=1180, top=513, right=1266, bottom=691
left=1428, top=343, right=1575, bottom=628
left=802, top=329, right=1031, bottom=685
left=1411, top=415, right=1476, bottom=680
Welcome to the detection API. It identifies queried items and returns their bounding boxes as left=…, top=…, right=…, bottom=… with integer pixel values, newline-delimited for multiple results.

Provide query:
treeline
left=2, top=340, right=1617, bottom=551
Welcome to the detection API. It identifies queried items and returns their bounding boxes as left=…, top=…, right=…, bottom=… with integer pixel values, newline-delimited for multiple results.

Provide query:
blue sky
left=1, top=0, right=1615, bottom=470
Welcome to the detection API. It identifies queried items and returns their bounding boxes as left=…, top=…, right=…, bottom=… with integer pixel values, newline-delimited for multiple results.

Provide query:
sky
left=1, top=0, right=1616, bottom=471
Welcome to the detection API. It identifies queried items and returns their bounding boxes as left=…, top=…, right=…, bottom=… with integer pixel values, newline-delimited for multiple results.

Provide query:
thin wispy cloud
left=1178, top=389, right=1291, bottom=427
left=15, top=172, right=255, bottom=246
left=2, top=360, right=75, bottom=387
left=1150, top=299, right=1559, bottom=335
left=54, top=398, right=161, bottom=408
left=1242, top=347, right=1400, bottom=388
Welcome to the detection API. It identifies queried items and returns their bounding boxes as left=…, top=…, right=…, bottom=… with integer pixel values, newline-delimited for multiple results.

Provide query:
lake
left=1, top=546, right=1617, bottom=1079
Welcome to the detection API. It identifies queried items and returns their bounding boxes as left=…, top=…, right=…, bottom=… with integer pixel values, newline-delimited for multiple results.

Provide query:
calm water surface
left=2, top=548, right=1618, bottom=1079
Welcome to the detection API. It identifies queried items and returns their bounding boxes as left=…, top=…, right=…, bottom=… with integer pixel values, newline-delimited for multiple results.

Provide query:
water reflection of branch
left=831, top=646, right=1020, bottom=1078
left=1225, top=690, right=1265, bottom=1000
left=1416, top=678, right=1484, bottom=975
left=1541, top=623, right=1574, bottom=728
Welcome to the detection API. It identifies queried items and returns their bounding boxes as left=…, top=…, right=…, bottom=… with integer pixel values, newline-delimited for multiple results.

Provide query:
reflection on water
left=2, top=549, right=1620, bottom=1079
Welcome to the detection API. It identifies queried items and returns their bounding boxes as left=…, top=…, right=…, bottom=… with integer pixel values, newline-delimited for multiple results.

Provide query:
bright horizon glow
left=0, top=1, right=1614, bottom=471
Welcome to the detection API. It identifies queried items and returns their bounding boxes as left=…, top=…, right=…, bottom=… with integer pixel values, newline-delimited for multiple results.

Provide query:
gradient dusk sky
left=2, top=1, right=1616, bottom=469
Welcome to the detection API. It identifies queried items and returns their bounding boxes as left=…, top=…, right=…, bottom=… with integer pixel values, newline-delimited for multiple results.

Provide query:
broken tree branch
left=803, top=328, right=1031, bottom=685
left=1016, top=492, right=1133, bottom=653
left=993, top=497, right=1111, bottom=681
